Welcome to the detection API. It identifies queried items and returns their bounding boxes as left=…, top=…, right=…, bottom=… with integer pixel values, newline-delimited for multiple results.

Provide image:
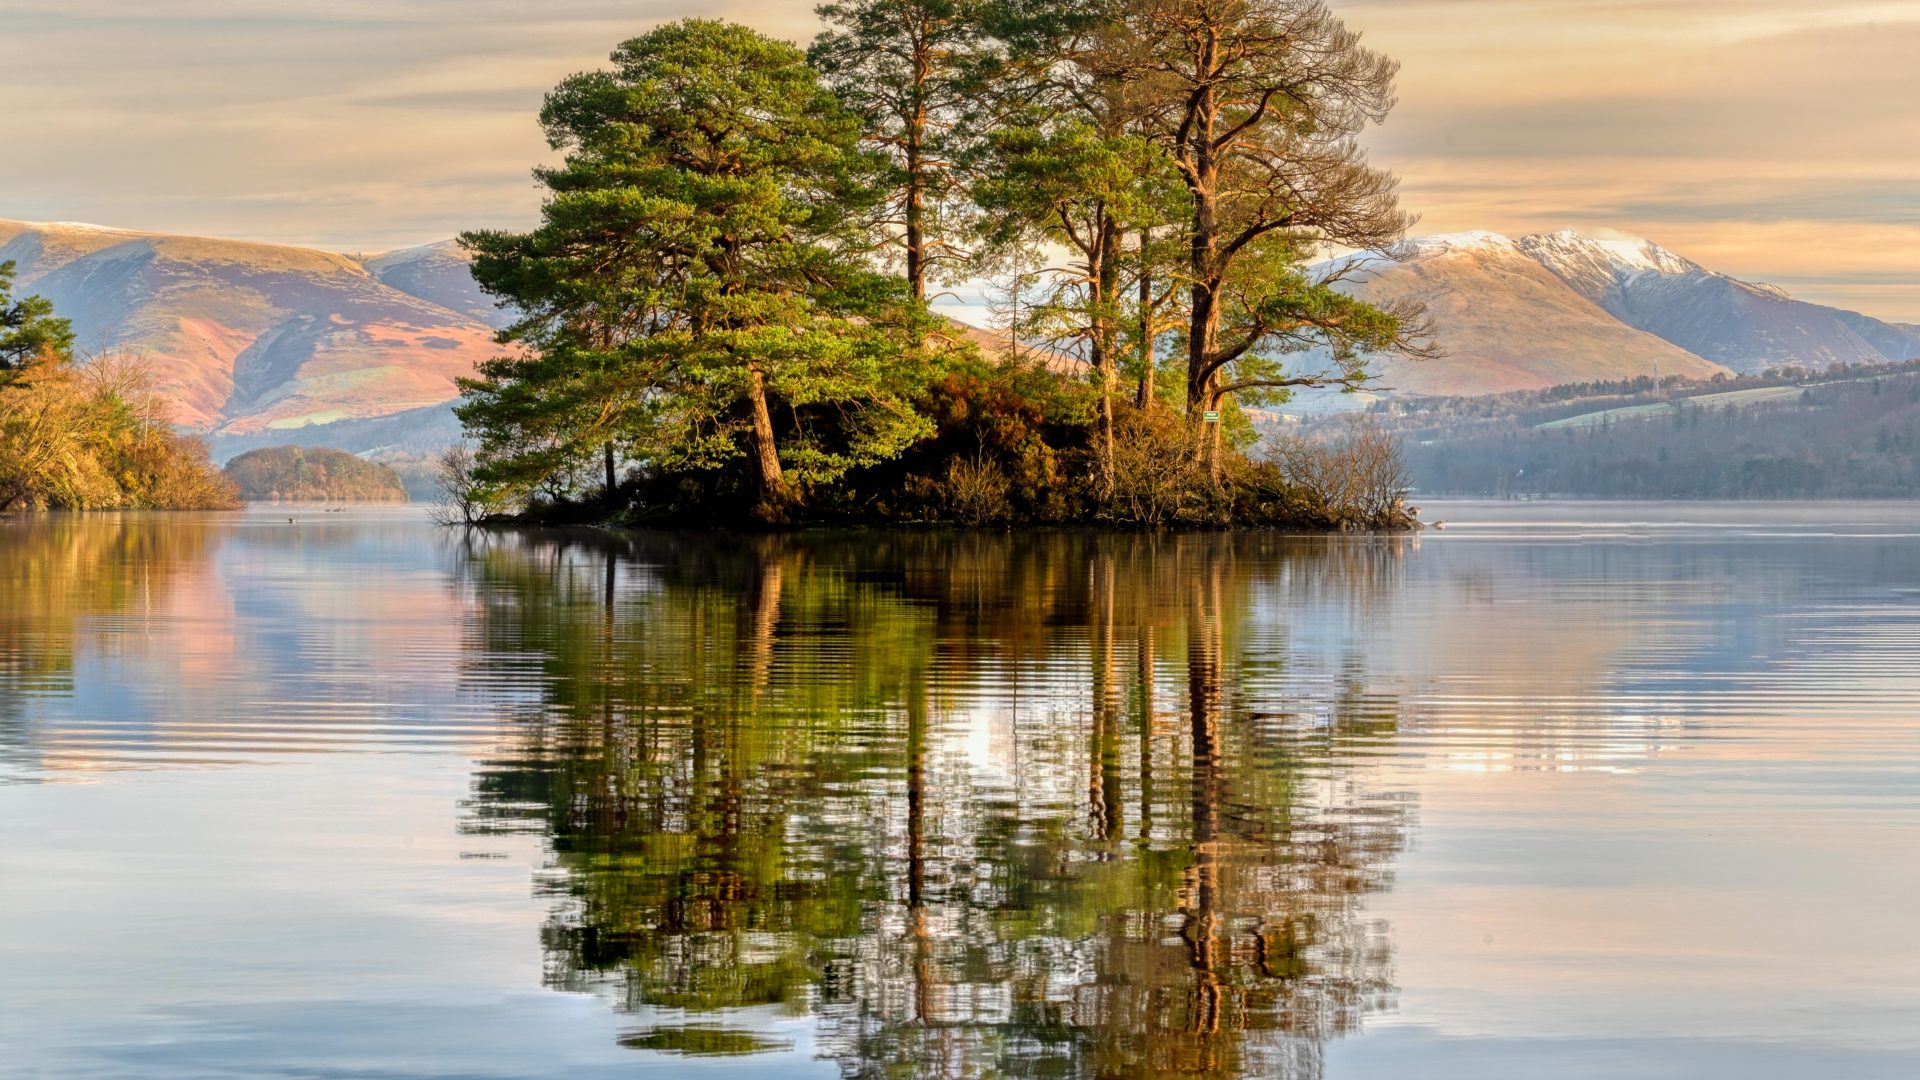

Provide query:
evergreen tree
left=0, top=260, right=75, bottom=378
left=459, top=20, right=935, bottom=521
left=810, top=0, right=984, bottom=301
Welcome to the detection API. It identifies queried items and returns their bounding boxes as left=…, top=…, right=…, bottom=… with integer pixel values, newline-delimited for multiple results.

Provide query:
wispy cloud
left=3, top=1, right=1916, bottom=318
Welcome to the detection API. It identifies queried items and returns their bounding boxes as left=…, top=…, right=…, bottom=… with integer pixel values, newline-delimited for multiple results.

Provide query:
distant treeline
left=1361, top=360, right=1920, bottom=498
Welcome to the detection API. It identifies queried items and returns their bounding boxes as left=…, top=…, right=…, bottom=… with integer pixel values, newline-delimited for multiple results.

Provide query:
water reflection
left=459, top=532, right=1413, bottom=1077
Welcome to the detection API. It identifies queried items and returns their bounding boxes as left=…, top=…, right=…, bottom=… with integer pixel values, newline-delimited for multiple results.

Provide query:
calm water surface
left=2, top=503, right=1918, bottom=1079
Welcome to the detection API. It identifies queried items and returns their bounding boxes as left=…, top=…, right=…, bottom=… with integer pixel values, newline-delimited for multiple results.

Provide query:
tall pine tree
left=810, top=0, right=983, bottom=300
left=460, top=20, right=935, bottom=521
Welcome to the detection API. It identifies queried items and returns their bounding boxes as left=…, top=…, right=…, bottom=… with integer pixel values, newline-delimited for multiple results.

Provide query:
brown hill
left=0, top=220, right=499, bottom=435
left=1322, top=233, right=1727, bottom=396
left=223, top=445, right=408, bottom=502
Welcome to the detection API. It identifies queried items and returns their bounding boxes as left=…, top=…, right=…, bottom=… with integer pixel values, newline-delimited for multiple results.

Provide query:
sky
left=4, top=0, right=1918, bottom=319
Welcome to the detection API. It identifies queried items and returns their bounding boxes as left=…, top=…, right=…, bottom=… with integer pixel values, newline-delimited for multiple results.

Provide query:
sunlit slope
left=1519, top=230, right=1920, bottom=374
left=0, top=220, right=498, bottom=434
left=1319, top=233, right=1727, bottom=395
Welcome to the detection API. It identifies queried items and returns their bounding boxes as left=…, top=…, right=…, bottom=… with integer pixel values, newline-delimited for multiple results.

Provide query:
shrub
left=0, top=352, right=238, bottom=511
left=1268, top=416, right=1413, bottom=529
left=940, top=452, right=1014, bottom=526
left=1105, top=404, right=1211, bottom=526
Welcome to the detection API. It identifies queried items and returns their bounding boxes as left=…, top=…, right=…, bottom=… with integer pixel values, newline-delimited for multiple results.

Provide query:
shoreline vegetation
left=441, top=4, right=1431, bottom=532
left=1, top=261, right=238, bottom=512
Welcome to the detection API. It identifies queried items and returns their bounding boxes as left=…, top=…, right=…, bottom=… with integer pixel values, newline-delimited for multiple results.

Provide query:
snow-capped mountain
left=1517, top=230, right=1920, bottom=373
left=1313, top=232, right=1728, bottom=397
left=1302, top=229, right=1920, bottom=404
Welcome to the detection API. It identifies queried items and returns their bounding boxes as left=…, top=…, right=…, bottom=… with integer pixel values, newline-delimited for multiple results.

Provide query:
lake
left=3, top=503, right=1918, bottom=1079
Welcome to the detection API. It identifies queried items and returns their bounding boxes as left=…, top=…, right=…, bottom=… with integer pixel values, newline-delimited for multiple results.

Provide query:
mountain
left=0, top=219, right=499, bottom=435
left=1318, top=232, right=1727, bottom=397
left=9, top=216, right=1914, bottom=453
left=361, top=240, right=512, bottom=330
left=1517, top=230, right=1920, bottom=373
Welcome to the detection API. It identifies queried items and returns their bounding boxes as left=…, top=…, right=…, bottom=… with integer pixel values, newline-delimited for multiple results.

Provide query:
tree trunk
left=602, top=440, right=616, bottom=499
left=1184, top=47, right=1222, bottom=418
left=1136, top=227, right=1155, bottom=409
left=743, top=359, right=788, bottom=520
left=1092, top=219, right=1123, bottom=498
left=904, top=32, right=930, bottom=303
left=905, top=118, right=926, bottom=301
left=1204, top=377, right=1225, bottom=484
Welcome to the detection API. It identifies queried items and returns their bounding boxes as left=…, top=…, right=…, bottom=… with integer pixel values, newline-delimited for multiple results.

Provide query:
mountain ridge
left=7, top=216, right=1914, bottom=456
left=0, top=219, right=501, bottom=436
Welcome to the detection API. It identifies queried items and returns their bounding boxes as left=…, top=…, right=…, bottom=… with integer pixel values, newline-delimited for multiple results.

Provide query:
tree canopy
left=0, top=260, right=75, bottom=376
left=452, top=5, right=1425, bottom=529
left=460, top=20, right=937, bottom=521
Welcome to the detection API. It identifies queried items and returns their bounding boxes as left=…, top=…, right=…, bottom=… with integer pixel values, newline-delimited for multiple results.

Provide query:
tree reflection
left=0, top=517, right=223, bottom=762
left=459, top=531, right=1412, bottom=1078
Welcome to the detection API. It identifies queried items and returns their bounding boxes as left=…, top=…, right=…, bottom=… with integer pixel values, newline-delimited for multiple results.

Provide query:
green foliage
left=452, top=10, right=1426, bottom=532
left=809, top=0, right=985, bottom=296
left=223, top=446, right=408, bottom=503
left=459, top=19, right=937, bottom=520
left=0, top=260, right=76, bottom=377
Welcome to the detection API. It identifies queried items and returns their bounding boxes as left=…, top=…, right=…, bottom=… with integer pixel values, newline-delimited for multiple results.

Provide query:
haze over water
left=3, top=505, right=1918, bottom=1079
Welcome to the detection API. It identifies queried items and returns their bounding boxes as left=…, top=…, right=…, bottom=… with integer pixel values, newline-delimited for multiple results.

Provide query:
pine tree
left=0, top=260, right=75, bottom=378
left=459, top=20, right=936, bottom=521
left=810, top=0, right=984, bottom=300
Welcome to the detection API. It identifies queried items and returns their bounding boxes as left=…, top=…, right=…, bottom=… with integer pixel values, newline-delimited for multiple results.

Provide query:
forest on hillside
left=444, top=3, right=1432, bottom=530
left=1345, top=361, right=1920, bottom=498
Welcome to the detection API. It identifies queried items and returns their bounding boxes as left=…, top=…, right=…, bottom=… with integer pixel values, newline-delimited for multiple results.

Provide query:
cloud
left=2, top=0, right=1916, bottom=318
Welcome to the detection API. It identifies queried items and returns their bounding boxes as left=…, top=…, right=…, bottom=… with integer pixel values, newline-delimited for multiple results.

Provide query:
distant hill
left=0, top=220, right=499, bottom=437
left=224, top=446, right=408, bottom=502
left=13, top=216, right=1919, bottom=457
left=361, top=240, right=513, bottom=330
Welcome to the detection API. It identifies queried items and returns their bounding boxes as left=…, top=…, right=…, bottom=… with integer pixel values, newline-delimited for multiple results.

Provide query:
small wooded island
left=225, top=447, right=408, bottom=503
left=441, top=9, right=1428, bottom=531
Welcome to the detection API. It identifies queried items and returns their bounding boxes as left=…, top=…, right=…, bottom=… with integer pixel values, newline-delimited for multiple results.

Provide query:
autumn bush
left=0, top=352, right=239, bottom=512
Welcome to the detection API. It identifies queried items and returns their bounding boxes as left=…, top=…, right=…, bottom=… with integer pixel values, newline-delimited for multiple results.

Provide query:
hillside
left=12, top=217, right=1918, bottom=458
left=1318, top=233, right=1725, bottom=395
left=1336, top=361, right=1920, bottom=498
left=1518, top=231, right=1920, bottom=373
left=223, top=446, right=408, bottom=502
left=361, top=241, right=512, bottom=330
left=1292, top=230, right=1920, bottom=413
left=0, top=220, right=500, bottom=437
